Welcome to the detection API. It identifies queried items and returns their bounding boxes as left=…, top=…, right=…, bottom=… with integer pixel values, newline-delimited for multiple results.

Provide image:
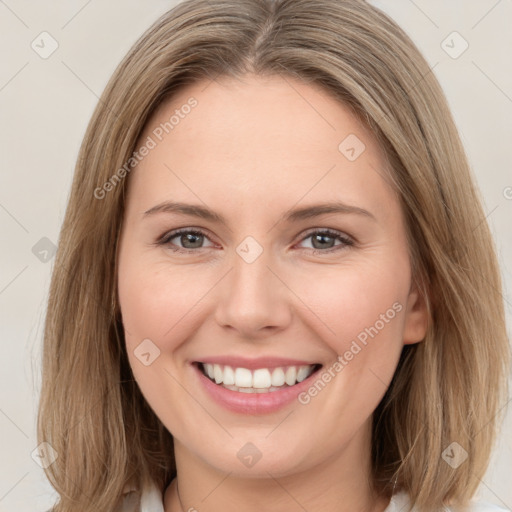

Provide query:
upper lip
left=194, top=356, right=322, bottom=370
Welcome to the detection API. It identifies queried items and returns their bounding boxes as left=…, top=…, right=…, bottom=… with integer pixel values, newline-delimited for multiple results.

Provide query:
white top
left=116, top=479, right=511, bottom=512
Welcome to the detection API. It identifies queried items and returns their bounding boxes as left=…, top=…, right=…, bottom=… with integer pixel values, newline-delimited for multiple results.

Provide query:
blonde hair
left=38, top=0, right=510, bottom=511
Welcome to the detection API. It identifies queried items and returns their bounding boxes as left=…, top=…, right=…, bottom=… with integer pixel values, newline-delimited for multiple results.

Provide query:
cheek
left=118, top=253, right=218, bottom=351
left=290, top=259, right=409, bottom=422
left=290, top=266, right=407, bottom=439
left=291, top=258, right=409, bottom=355
left=117, top=253, right=207, bottom=432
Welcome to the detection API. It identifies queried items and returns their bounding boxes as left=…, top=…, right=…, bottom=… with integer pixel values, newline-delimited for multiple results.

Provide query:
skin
left=117, top=73, right=428, bottom=512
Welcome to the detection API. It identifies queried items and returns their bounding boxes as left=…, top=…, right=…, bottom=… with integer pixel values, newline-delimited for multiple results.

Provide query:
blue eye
left=156, top=228, right=354, bottom=254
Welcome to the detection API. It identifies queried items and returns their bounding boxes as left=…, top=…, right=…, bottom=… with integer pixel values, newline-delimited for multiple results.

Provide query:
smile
left=191, top=356, right=325, bottom=414
left=199, top=362, right=321, bottom=393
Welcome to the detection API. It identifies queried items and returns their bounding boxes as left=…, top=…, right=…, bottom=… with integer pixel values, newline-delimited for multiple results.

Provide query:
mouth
left=194, top=361, right=323, bottom=393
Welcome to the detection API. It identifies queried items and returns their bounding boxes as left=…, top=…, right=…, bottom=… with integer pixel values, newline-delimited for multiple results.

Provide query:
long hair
left=37, top=1, right=510, bottom=510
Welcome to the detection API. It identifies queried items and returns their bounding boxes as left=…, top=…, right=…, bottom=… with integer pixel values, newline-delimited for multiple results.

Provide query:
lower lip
left=192, top=363, right=322, bottom=414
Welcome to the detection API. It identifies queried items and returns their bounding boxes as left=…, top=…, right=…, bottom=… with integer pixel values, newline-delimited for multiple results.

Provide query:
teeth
left=296, top=366, right=311, bottom=382
left=285, top=366, right=297, bottom=386
left=213, top=364, right=223, bottom=384
left=201, top=363, right=317, bottom=390
left=223, top=365, right=235, bottom=385
left=235, top=367, right=253, bottom=387
left=253, top=369, right=272, bottom=388
left=271, top=367, right=285, bottom=387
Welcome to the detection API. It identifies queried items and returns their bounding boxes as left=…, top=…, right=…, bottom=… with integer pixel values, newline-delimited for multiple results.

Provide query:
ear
left=402, top=282, right=429, bottom=345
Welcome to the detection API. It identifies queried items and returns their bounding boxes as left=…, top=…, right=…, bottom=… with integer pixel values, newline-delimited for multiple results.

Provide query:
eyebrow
left=143, top=200, right=376, bottom=224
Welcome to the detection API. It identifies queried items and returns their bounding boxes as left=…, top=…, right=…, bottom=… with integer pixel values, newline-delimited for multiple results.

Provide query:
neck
left=163, top=421, right=391, bottom=512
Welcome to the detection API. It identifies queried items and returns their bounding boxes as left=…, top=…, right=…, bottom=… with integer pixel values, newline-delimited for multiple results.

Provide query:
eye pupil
left=182, top=233, right=203, bottom=248
left=312, top=233, right=335, bottom=249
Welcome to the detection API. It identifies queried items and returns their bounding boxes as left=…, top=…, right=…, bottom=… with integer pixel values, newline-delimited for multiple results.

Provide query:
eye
left=156, top=228, right=215, bottom=253
left=296, top=229, right=354, bottom=253
left=156, top=227, right=354, bottom=254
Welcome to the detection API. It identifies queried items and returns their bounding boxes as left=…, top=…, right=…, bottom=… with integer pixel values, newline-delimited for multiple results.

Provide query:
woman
left=37, top=1, right=510, bottom=511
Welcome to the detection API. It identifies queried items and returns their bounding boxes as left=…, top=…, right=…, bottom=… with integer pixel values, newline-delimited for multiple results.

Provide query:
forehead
left=144, top=73, right=380, bottom=158
left=126, top=73, right=396, bottom=222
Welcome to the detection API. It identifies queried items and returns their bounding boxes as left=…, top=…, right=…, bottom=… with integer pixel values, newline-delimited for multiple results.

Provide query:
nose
left=214, top=247, right=292, bottom=339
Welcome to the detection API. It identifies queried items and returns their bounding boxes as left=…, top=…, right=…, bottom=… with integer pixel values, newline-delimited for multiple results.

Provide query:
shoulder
left=115, top=478, right=164, bottom=512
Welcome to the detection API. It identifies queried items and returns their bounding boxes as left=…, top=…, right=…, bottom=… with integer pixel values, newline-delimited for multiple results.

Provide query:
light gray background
left=0, top=1, right=511, bottom=511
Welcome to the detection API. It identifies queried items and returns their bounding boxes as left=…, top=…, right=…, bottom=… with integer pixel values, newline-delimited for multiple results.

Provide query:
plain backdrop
left=0, top=1, right=511, bottom=511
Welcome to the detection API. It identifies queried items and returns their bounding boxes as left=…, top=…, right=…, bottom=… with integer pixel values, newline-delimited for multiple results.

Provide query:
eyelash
left=155, top=227, right=355, bottom=255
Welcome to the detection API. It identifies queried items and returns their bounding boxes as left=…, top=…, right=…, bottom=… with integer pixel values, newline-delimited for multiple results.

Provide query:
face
left=117, top=73, right=427, bottom=479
